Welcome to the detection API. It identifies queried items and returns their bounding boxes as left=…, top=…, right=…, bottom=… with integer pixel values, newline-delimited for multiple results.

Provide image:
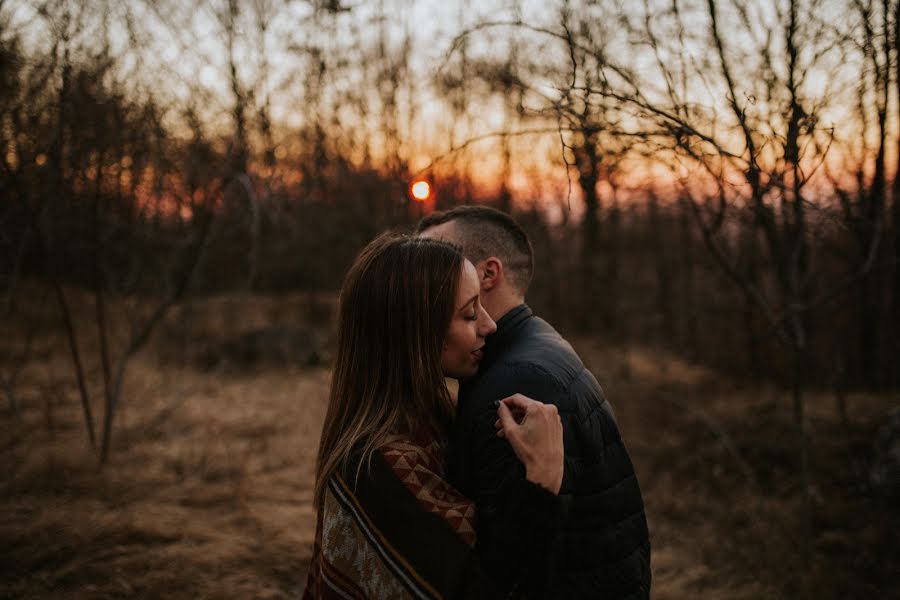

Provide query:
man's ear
left=478, top=257, right=503, bottom=291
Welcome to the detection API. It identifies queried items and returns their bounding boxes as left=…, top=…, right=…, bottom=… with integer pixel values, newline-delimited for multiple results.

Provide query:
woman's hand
left=495, top=394, right=564, bottom=495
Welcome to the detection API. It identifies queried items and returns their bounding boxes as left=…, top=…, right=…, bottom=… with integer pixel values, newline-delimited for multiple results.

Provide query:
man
left=418, top=206, right=651, bottom=599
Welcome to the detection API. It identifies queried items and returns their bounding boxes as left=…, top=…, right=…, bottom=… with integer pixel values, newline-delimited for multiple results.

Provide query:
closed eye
left=457, top=294, right=479, bottom=317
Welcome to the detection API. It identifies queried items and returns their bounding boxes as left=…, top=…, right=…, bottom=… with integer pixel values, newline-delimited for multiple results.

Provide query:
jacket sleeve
left=458, top=477, right=562, bottom=599
left=460, top=363, right=572, bottom=594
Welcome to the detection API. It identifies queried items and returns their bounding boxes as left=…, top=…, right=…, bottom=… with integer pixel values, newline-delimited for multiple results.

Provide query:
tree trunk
left=740, top=219, right=763, bottom=378
left=856, top=0, right=890, bottom=386
left=894, top=199, right=900, bottom=387
left=893, top=0, right=900, bottom=388
left=648, top=192, right=673, bottom=339
left=857, top=276, right=879, bottom=385
left=678, top=196, right=698, bottom=359
left=604, top=190, right=621, bottom=333
left=576, top=141, right=601, bottom=330
left=93, top=160, right=115, bottom=464
left=791, top=342, right=812, bottom=555
left=226, top=0, right=248, bottom=176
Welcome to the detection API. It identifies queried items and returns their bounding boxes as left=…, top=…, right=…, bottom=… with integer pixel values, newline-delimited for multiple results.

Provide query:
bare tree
left=617, top=0, right=885, bottom=534
left=446, top=0, right=891, bottom=533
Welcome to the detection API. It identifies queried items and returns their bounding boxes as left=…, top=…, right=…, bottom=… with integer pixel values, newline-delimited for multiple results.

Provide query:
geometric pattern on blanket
left=379, top=437, right=477, bottom=547
left=305, top=474, right=440, bottom=600
left=318, top=479, right=415, bottom=599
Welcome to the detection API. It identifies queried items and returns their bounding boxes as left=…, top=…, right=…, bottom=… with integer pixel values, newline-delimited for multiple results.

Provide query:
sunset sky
left=4, top=0, right=893, bottom=211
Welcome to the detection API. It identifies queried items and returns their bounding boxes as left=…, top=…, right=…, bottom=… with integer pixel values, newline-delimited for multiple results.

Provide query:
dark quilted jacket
left=449, top=305, right=651, bottom=600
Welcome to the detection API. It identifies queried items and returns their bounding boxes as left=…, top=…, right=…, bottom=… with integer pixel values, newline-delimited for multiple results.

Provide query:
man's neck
left=484, top=294, right=525, bottom=323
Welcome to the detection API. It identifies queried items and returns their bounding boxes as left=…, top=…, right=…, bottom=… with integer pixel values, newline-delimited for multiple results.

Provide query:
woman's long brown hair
left=313, top=233, right=463, bottom=508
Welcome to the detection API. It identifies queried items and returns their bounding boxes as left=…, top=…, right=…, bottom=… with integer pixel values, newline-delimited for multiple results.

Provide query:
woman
left=304, top=234, right=563, bottom=599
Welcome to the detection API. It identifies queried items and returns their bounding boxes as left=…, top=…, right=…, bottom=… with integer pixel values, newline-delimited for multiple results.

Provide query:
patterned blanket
left=303, top=437, right=498, bottom=600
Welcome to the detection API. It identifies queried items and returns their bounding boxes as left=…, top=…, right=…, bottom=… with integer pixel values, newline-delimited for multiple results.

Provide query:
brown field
left=1, top=291, right=898, bottom=599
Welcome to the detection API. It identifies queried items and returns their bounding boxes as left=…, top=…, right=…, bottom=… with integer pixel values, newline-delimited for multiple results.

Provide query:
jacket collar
left=480, top=303, right=533, bottom=370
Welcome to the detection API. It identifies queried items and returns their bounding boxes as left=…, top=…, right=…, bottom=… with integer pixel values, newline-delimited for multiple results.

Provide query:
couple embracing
left=304, top=207, right=651, bottom=599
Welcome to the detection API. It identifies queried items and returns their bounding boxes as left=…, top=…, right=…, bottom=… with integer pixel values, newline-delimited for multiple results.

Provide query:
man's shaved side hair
left=416, top=206, right=534, bottom=295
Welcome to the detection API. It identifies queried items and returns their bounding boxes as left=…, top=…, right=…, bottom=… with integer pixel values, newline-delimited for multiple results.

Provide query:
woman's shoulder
left=378, top=433, right=444, bottom=475
left=377, top=432, right=477, bottom=546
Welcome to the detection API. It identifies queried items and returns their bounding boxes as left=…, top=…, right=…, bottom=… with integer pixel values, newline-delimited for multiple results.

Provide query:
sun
left=411, top=180, right=431, bottom=202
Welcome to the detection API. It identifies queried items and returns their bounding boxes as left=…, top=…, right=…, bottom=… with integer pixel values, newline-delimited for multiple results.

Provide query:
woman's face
left=441, top=260, right=497, bottom=379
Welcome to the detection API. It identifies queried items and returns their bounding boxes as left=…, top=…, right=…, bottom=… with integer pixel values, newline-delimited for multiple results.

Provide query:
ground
left=1, top=292, right=897, bottom=599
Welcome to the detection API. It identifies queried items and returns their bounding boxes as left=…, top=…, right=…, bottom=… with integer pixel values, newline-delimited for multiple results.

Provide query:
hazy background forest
left=2, top=0, right=899, bottom=597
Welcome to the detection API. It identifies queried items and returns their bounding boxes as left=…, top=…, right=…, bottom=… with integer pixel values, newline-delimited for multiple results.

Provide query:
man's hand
left=494, top=393, right=563, bottom=494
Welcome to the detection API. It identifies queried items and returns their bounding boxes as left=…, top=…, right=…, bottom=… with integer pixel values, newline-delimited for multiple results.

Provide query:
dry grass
left=1, top=292, right=898, bottom=599
left=2, top=357, right=329, bottom=599
left=580, top=341, right=899, bottom=599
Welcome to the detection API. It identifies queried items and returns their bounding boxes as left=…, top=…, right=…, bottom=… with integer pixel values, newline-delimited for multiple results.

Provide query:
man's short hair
left=416, top=206, right=534, bottom=295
